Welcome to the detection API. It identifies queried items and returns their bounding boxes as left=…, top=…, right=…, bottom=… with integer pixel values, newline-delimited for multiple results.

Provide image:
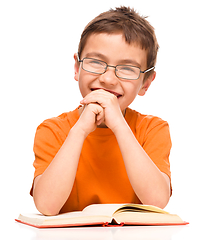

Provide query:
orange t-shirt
left=31, top=107, right=172, bottom=213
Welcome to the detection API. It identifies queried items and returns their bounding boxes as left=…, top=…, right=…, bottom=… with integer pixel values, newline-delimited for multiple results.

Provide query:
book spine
left=103, top=222, right=125, bottom=227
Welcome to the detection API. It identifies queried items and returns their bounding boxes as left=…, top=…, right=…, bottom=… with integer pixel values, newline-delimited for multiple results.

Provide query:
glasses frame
left=78, top=55, right=155, bottom=80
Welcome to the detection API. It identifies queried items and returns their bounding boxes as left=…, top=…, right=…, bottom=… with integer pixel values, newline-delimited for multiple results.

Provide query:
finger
left=96, top=109, right=105, bottom=125
left=80, top=90, right=117, bottom=107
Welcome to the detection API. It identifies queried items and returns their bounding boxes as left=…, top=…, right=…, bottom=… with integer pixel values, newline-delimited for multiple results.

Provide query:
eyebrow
left=85, top=52, right=108, bottom=61
left=119, top=59, right=141, bottom=68
left=84, top=52, right=141, bottom=68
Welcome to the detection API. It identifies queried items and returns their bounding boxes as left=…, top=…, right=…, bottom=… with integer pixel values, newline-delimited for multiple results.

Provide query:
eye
left=118, top=66, right=137, bottom=74
left=123, top=67, right=134, bottom=72
left=88, top=59, right=105, bottom=68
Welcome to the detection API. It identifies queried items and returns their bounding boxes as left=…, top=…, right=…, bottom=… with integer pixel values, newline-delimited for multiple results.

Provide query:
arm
left=81, top=89, right=171, bottom=208
left=112, top=120, right=171, bottom=208
left=33, top=103, right=104, bottom=216
left=33, top=125, right=86, bottom=216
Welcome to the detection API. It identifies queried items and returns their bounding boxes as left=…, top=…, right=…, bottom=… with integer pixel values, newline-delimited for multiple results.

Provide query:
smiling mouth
left=91, top=88, right=122, bottom=98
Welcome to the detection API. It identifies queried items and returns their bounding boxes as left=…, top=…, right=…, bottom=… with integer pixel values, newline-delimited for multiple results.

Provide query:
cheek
left=78, top=72, right=97, bottom=97
left=125, top=81, right=142, bottom=98
left=78, top=80, right=89, bottom=98
left=121, top=82, right=142, bottom=107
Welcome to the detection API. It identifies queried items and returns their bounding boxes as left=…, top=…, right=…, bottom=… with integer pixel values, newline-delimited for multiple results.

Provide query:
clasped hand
left=78, top=89, right=125, bottom=136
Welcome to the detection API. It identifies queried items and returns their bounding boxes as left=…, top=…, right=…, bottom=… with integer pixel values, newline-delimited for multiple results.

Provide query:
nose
left=98, top=66, right=119, bottom=86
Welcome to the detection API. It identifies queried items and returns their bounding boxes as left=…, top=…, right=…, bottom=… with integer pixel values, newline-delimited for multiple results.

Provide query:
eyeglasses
left=78, top=56, right=155, bottom=80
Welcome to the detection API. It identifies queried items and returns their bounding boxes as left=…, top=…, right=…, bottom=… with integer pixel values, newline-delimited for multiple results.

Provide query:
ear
left=138, top=71, right=156, bottom=96
left=74, top=53, right=80, bottom=82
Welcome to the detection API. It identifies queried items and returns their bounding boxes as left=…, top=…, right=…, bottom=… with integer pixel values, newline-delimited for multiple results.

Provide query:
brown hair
left=78, top=6, right=159, bottom=80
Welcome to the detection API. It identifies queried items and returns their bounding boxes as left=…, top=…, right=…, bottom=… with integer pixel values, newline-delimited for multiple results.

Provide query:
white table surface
left=2, top=217, right=204, bottom=240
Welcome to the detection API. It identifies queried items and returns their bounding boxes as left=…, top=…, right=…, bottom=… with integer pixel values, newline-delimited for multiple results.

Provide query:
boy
left=31, top=6, right=172, bottom=216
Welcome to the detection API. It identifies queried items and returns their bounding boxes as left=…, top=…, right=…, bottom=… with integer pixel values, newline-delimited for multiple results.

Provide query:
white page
left=82, top=204, right=126, bottom=216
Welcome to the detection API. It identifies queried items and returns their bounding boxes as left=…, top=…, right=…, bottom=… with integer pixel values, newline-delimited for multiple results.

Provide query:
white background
left=1, top=0, right=204, bottom=228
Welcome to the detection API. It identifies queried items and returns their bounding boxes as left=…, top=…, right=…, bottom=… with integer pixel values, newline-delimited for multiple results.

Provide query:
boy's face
left=74, top=33, right=155, bottom=112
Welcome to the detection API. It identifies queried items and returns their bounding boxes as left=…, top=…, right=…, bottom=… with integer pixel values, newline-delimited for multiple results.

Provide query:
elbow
left=153, top=198, right=170, bottom=209
left=32, top=175, right=62, bottom=216
left=34, top=200, right=60, bottom=216
left=145, top=182, right=171, bottom=209
left=141, top=189, right=170, bottom=209
left=33, top=194, right=60, bottom=216
left=144, top=195, right=170, bottom=209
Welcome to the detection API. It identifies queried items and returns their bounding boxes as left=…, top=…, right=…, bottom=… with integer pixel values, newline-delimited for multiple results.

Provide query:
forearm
left=33, top=104, right=104, bottom=215
left=114, top=120, right=170, bottom=208
left=33, top=125, right=86, bottom=216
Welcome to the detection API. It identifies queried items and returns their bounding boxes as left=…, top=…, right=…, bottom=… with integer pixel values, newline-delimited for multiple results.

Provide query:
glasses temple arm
left=141, top=66, right=155, bottom=74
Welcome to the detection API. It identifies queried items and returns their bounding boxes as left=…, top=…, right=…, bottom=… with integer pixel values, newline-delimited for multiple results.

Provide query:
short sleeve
left=142, top=117, right=172, bottom=180
left=30, top=118, right=69, bottom=195
left=30, top=109, right=79, bottom=196
left=33, top=122, right=64, bottom=177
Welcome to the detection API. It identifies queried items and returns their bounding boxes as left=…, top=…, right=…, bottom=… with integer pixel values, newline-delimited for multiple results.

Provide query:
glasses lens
left=82, top=58, right=106, bottom=74
left=116, top=65, right=140, bottom=80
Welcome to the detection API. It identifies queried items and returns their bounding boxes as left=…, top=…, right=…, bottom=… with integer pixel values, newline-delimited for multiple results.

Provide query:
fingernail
left=80, top=99, right=86, bottom=104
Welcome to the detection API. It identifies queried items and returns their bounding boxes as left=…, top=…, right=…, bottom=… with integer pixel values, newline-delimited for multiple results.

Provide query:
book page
left=114, top=211, right=184, bottom=225
left=82, top=203, right=168, bottom=217
left=19, top=210, right=95, bottom=223
left=115, top=204, right=169, bottom=214
left=18, top=210, right=112, bottom=227
left=82, top=204, right=125, bottom=216
left=18, top=211, right=86, bottom=222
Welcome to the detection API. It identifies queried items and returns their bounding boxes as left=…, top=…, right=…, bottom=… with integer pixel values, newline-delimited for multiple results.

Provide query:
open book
left=15, top=203, right=188, bottom=228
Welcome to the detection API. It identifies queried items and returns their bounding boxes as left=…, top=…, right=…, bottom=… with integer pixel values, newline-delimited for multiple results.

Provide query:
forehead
left=81, top=33, right=147, bottom=68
